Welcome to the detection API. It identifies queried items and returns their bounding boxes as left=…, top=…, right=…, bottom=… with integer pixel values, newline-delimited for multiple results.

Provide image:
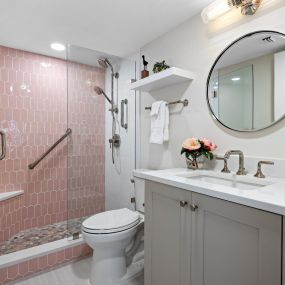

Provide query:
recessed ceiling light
left=232, top=77, right=241, bottom=81
left=50, top=43, right=66, bottom=51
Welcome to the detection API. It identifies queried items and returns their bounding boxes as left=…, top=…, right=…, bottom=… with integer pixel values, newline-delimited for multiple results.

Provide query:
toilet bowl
left=82, top=208, right=143, bottom=285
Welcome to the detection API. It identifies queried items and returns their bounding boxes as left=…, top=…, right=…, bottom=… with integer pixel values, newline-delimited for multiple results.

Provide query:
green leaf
left=209, top=152, right=214, bottom=160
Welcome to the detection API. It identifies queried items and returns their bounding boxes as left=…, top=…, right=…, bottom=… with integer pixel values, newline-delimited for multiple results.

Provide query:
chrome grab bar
left=121, top=99, right=128, bottom=130
left=28, top=128, right=72, bottom=170
left=0, top=129, right=6, bottom=160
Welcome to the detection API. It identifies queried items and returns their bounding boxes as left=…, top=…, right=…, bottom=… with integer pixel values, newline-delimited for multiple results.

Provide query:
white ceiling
left=0, top=0, right=212, bottom=59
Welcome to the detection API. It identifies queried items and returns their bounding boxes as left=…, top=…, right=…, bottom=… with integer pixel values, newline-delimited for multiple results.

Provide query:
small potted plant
left=181, top=138, right=217, bottom=169
left=153, top=60, right=170, bottom=73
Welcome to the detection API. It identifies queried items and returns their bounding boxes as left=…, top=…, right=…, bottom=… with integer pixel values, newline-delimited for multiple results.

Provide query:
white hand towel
left=164, top=103, right=169, bottom=142
left=150, top=101, right=169, bottom=144
left=150, top=101, right=162, bottom=117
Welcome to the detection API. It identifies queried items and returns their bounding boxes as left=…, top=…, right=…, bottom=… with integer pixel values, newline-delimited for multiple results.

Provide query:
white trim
left=0, top=236, right=85, bottom=269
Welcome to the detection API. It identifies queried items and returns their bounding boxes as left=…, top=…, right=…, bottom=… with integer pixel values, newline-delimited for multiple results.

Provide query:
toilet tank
left=134, top=177, right=145, bottom=213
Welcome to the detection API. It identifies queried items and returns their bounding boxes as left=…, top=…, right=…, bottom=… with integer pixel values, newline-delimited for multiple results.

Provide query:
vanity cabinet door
left=190, top=193, right=282, bottom=285
left=145, top=181, right=191, bottom=285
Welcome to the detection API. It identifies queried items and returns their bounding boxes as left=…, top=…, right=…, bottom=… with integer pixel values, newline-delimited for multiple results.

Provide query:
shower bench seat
left=0, top=190, right=24, bottom=202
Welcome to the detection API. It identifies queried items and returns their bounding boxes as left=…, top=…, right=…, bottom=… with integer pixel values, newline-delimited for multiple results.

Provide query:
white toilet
left=82, top=177, right=145, bottom=285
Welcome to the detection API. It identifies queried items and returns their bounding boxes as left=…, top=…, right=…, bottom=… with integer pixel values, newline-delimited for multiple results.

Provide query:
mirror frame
left=206, top=30, right=285, bottom=132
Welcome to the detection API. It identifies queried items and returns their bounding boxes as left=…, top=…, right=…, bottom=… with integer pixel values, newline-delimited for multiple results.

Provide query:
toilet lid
left=82, top=208, right=140, bottom=234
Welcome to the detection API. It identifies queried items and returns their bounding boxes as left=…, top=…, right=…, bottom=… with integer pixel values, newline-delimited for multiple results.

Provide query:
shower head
left=98, top=58, right=109, bottom=69
left=94, top=86, right=104, bottom=95
left=94, top=86, right=112, bottom=104
left=98, top=58, right=114, bottom=74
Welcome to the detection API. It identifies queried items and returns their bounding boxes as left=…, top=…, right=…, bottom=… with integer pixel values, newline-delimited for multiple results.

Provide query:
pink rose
left=201, top=138, right=217, bottom=151
left=182, top=138, right=201, bottom=151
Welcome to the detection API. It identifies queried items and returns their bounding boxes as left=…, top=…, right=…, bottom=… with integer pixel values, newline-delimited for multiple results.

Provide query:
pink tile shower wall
left=0, top=197, right=22, bottom=243
left=0, top=45, right=105, bottom=243
left=0, top=46, right=67, bottom=243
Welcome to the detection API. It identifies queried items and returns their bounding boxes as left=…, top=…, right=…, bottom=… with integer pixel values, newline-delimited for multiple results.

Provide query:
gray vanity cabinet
left=144, top=181, right=191, bottom=285
left=145, top=181, right=282, bottom=285
left=190, top=192, right=282, bottom=285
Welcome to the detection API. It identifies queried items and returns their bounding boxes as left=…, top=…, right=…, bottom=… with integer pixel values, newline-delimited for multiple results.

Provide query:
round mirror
left=207, top=31, right=285, bottom=132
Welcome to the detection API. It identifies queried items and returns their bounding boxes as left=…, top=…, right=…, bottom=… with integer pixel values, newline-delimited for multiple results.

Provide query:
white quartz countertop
left=133, top=168, right=285, bottom=215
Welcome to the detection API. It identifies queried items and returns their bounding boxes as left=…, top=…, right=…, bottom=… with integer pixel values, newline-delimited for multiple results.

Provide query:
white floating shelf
left=0, top=190, right=24, bottom=202
left=130, top=67, right=195, bottom=92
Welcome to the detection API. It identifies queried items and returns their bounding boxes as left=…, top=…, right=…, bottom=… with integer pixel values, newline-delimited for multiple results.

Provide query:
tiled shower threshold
left=0, top=236, right=85, bottom=269
left=0, top=217, right=86, bottom=256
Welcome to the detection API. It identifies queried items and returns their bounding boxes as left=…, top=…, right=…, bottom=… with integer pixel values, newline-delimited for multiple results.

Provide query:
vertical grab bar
left=0, top=129, right=6, bottom=160
left=121, top=99, right=128, bottom=130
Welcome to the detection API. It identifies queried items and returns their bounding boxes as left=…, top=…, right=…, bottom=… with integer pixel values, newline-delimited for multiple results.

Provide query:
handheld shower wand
left=94, top=86, right=112, bottom=104
left=96, top=58, right=120, bottom=164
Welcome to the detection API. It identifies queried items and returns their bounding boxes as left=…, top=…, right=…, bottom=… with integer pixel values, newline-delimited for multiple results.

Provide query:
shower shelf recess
left=0, top=190, right=24, bottom=202
left=130, top=67, right=195, bottom=92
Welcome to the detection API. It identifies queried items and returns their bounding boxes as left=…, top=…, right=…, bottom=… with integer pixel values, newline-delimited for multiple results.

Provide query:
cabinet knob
left=180, top=201, right=188, bottom=207
left=190, top=204, right=198, bottom=211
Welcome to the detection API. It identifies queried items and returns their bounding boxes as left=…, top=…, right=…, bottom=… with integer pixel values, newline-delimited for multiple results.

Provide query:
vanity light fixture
left=50, top=42, right=66, bottom=51
left=201, top=0, right=262, bottom=23
left=231, top=77, right=241, bottom=81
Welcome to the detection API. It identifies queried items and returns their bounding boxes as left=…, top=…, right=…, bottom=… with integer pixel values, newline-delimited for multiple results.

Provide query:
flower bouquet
left=181, top=138, right=217, bottom=169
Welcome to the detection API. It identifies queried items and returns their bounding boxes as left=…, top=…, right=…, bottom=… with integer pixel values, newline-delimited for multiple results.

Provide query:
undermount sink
left=176, top=171, right=273, bottom=190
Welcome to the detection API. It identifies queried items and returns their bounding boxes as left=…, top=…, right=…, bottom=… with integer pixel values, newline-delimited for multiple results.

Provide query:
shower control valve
left=108, top=138, right=112, bottom=149
left=109, top=106, right=119, bottom=114
left=109, top=134, right=121, bottom=148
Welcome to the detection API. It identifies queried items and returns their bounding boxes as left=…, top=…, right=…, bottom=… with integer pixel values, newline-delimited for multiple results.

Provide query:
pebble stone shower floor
left=0, top=217, right=86, bottom=256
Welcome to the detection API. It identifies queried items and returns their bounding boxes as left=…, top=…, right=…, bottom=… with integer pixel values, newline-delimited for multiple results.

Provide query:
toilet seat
left=82, top=208, right=140, bottom=234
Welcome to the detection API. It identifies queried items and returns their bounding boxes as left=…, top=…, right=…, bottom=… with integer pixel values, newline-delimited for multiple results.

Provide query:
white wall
left=138, top=4, right=285, bottom=170
left=105, top=57, right=138, bottom=211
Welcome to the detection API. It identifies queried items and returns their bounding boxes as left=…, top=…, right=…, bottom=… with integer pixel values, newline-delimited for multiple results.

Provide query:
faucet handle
left=254, top=161, right=274, bottom=178
left=215, top=156, right=223, bottom=161
left=216, top=156, right=230, bottom=173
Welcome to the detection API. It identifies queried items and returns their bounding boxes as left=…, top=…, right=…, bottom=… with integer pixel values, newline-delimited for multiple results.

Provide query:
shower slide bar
left=28, top=128, right=72, bottom=170
left=145, top=99, right=189, bottom=110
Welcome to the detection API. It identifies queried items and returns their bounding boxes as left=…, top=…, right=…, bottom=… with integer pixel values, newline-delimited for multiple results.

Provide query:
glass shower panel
left=67, top=46, right=106, bottom=238
left=0, top=45, right=68, bottom=255
left=66, top=45, right=137, bottom=238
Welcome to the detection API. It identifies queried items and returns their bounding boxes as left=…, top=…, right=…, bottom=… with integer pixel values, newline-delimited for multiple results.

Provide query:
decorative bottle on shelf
left=141, top=55, right=149, bottom=79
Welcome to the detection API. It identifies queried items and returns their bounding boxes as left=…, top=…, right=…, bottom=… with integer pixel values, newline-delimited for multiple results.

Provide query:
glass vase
left=186, top=156, right=204, bottom=170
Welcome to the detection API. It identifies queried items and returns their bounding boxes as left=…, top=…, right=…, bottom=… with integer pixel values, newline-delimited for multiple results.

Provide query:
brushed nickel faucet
left=224, top=150, right=246, bottom=175
left=254, top=161, right=274, bottom=178
left=216, top=156, right=230, bottom=173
